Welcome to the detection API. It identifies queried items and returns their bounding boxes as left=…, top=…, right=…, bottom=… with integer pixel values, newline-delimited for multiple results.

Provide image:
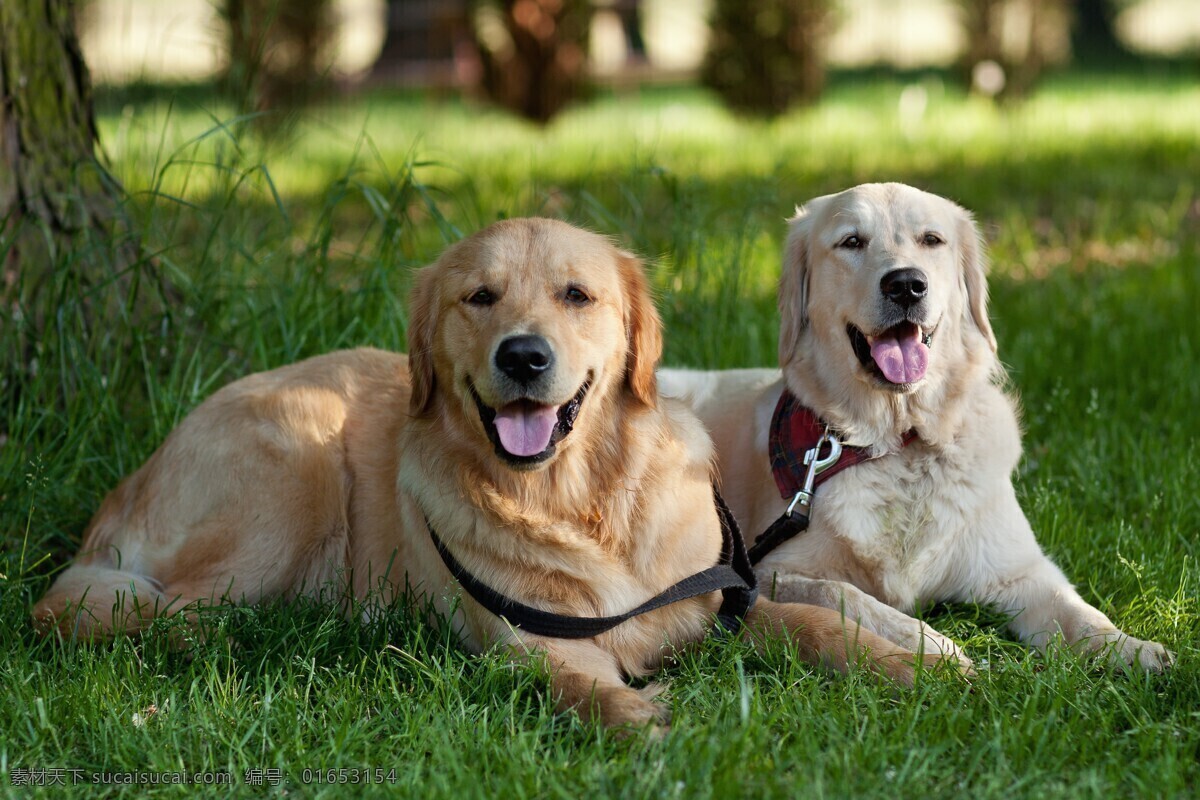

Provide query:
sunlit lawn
left=2, top=67, right=1199, bottom=797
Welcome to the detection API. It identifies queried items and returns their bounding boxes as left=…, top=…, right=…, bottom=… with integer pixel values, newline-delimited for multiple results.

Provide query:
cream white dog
left=661, top=183, right=1172, bottom=672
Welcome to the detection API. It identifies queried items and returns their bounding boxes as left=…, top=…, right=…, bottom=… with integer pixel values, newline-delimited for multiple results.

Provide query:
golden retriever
left=33, top=217, right=939, bottom=730
left=661, top=183, right=1173, bottom=672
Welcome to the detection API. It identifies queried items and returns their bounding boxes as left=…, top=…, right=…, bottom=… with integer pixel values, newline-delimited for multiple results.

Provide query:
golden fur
left=661, top=184, right=1173, bottom=672
left=34, top=217, right=941, bottom=730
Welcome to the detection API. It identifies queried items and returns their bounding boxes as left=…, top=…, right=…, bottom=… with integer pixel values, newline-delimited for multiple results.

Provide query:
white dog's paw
left=1078, top=631, right=1175, bottom=673
left=916, top=623, right=975, bottom=672
left=1110, top=635, right=1175, bottom=673
left=866, top=605, right=973, bottom=671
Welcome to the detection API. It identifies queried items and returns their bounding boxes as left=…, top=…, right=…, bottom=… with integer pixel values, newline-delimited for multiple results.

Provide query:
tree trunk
left=1, top=0, right=174, bottom=409
left=474, top=0, right=592, bottom=124
left=368, top=0, right=472, bottom=86
left=702, top=0, right=835, bottom=116
left=957, top=0, right=1072, bottom=101
left=1070, top=0, right=1128, bottom=64
left=220, top=0, right=335, bottom=111
left=1, top=0, right=115, bottom=259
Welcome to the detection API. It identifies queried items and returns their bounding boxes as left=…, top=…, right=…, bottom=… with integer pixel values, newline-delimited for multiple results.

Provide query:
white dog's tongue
left=494, top=403, right=558, bottom=457
left=870, top=328, right=929, bottom=384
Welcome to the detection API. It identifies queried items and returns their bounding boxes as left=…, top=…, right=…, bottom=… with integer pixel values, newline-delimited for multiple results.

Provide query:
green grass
left=3, top=68, right=1200, bottom=797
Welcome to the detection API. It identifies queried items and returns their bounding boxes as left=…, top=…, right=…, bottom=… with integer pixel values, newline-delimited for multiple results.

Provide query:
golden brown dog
left=662, top=184, right=1173, bottom=672
left=34, top=217, right=940, bottom=730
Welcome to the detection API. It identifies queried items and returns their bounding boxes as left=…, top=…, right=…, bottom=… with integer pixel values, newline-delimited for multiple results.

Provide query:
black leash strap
left=746, top=511, right=809, bottom=566
left=426, top=486, right=757, bottom=640
left=711, top=487, right=759, bottom=633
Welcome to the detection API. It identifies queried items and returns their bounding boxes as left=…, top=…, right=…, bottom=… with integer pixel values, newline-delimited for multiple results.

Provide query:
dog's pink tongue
left=494, top=403, right=558, bottom=457
left=870, top=329, right=929, bottom=384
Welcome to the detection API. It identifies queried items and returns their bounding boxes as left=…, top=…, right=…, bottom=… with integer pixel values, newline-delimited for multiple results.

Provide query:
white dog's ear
left=778, top=207, right=813, bottom=369
left=618, top=251, right=663, bottom=408
left=407, top=262, right=440, bottom=416
left=957, top=209, right=997, bottom=353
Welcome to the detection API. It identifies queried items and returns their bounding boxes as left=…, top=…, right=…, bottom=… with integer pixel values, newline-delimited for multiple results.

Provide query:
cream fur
left=661, top=183, right=1173, bottom=672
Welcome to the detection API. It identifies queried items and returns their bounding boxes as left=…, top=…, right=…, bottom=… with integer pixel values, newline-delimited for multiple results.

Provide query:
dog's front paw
left=592, top=684, right=671, bottom=735
left=1077, top=631, right=1175, bottom=673
left=870, top=611, right=973, bottom=673
left=1110, top=635, right=1175, bottom=673
left=915, top=623, right=975, bottom=673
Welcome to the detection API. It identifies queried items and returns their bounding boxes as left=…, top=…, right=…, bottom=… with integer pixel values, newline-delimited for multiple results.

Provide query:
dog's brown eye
left=465, top=288, right=496, bottom=306
left=564, top=286, right=591, bottom=305
left=922, top=232, right=945, bottom=246
left=839, top=234, right=865, bottom=249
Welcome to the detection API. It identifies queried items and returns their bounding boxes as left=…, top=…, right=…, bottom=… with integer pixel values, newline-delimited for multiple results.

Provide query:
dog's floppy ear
left=957, top=209, right=997, bottom=353
left=778, top=206, right=814, bottom=369
left=619, top=251, right=663, bottom=408
left=407, top=263, right=440, bottom=416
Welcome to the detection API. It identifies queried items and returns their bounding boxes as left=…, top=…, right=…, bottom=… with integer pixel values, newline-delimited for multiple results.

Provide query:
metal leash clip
left=784, top=426, right=843, bottom=520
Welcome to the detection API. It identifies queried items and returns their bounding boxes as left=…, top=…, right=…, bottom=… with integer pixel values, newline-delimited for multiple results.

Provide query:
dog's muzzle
left=848, top=321, right=935, bottom=389
left=471, top=378, right=590, bottom=468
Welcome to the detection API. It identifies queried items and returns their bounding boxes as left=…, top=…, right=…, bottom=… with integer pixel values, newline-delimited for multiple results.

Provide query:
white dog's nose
left=880, top=268, right=928, bottom=308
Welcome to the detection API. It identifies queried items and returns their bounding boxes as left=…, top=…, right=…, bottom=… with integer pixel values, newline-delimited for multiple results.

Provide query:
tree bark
left=1, top=0, right=127, bottom=274
left=1, top=0, right=174, bottom=412
left=1, top=0, right=177, bottom=315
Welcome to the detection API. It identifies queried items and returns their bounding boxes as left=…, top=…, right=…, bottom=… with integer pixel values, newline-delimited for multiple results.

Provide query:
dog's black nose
left=495, top=335, right=554, bottom=384
left=880, top=268, right=928, bottom=308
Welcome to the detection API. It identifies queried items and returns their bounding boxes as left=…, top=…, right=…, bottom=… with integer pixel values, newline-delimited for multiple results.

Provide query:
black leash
left=426, top=485, right=758, bottom=640
left=747, top=509, right=810, bottom=566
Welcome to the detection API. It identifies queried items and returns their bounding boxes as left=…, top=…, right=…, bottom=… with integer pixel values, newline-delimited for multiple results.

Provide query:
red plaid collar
left=769, top=390, right=917, bottom=499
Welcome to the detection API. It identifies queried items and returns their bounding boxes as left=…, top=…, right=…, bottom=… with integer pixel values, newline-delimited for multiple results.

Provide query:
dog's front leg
left=984, top=556, right=1173, bottom=672
left=761, top=571, right=972, bottom=668
left=977, top=499, right=1173, bottom=672
left=518, top=638, right=669, bottom=732
left=742, top=598, right=958, bottom=686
